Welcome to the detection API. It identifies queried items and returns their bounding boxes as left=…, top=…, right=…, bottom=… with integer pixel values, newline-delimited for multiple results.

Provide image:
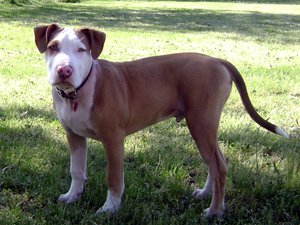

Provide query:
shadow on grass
left=0, top=103, right=299, bottom=223
left=0, top=1, right=299, bottom=222
left=0, top=4, right=299, bottom=44
left=0, top=105, right=107, bottom=223
left=125, top=120, right=300, bottom=223
left=0, top=105, right=56, bottom=123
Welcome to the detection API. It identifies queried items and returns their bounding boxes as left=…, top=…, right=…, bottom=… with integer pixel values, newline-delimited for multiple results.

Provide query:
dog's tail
left=220, top=59, right=288, bottom=138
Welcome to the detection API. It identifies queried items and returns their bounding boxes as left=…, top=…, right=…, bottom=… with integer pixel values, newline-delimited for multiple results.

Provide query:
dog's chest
left=55, top=99, right=94, bottom=137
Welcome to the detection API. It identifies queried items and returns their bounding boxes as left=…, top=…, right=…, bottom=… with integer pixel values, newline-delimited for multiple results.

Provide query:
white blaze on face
left=45, top=28, right=93, bottom=89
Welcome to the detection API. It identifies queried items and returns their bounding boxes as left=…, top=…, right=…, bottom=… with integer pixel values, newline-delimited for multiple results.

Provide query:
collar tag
left=72, top=101, right=78, bottom=112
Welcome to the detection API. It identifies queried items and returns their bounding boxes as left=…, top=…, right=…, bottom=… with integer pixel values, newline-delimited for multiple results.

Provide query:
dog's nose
left=57, top=65, right=73, bottom=79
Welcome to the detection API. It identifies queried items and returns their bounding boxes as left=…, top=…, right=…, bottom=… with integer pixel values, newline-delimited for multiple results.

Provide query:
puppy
left=34, top=24, right=288, bottom=218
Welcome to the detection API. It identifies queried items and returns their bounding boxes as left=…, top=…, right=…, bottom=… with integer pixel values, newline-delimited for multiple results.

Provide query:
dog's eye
left=78, top=48, right=86, bottom=53
left=48, top=44, right=59, bottom=52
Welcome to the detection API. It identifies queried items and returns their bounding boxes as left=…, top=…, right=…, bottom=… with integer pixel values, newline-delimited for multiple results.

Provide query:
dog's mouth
left=54, top=82, right=75, bottom=94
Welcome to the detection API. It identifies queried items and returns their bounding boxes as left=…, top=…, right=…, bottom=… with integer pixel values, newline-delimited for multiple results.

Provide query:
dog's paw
left=58, top=191, right=82, bottom=204
left=192, top=188, right=210, bottom=199
left=96, top=204, right=119, bottom=215
left=203, top=207, right=224, bottom=219
left=96, top=191, right=121, bottom=215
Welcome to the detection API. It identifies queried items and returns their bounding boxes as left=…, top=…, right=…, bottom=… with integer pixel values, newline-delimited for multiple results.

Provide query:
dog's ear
left=34, top=24, right=61, bottom=53
left=80, top=28, right=106, bottom=59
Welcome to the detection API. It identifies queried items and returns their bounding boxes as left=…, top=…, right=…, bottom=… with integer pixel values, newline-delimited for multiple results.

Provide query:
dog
left=34, top=24, right=288, bottom=218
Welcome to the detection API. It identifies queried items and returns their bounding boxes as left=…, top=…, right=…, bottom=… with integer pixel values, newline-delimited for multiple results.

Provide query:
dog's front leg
left=58, top=131, right=87, bottom=203
left=97, top=137, right=125, bottom=214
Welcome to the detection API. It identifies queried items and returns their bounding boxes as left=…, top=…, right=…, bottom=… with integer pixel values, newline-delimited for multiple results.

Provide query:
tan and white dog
left=34, top=24, right=288, bottom=218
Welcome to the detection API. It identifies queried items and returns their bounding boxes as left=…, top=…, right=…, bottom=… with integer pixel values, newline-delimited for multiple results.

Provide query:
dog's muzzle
left=56, top=64, right=93, bottom=100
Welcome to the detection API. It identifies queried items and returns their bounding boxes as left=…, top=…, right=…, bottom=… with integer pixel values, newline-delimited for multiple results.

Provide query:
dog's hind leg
left=186, top=110, right=227, bottom=218
left=193, top=172, right=212, bottom=199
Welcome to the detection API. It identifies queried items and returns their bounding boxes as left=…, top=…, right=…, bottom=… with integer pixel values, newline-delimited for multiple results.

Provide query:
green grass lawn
left=0, top=1, right=299, bottom=224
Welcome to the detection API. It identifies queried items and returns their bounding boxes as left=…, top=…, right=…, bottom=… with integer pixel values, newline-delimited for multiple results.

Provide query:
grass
left=0, top=0, right=299, bottom=224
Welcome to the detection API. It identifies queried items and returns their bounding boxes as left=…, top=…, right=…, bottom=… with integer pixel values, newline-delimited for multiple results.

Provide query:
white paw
left=58, top=190, right=83, bottom=203
left=58, top=178, right=85, bottom=203
left=96, top=191, right=121, bottom=215
left=192, top=188, right=210, bottom=199
left=203, top=207, right=224, bottom=219
left=96, top=204, right=119, bottom=214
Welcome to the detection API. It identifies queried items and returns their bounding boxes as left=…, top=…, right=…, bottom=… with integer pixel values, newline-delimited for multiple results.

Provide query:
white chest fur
left=56, top=100, right=91, bottom=137
left=53, top=77, right=96, bottom=138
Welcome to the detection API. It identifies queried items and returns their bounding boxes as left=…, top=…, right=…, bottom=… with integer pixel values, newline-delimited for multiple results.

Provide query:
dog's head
left=34, top=24, right=106, bottom=91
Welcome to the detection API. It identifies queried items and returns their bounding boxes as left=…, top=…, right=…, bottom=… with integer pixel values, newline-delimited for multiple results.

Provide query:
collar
left=56, top=63, right=93, bottom=100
